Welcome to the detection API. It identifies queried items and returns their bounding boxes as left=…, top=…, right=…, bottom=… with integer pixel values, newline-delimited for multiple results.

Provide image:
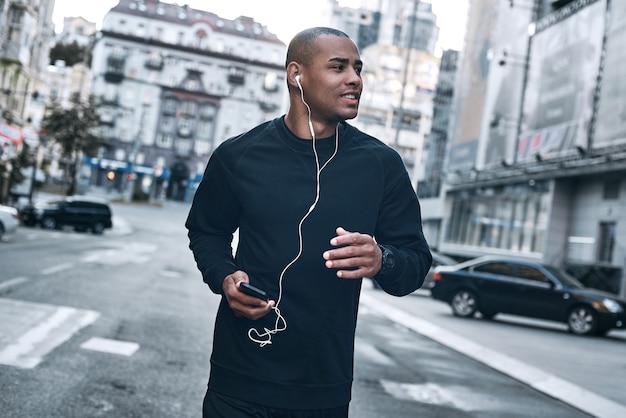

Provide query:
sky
left=51, top=0, right=469, bottom=52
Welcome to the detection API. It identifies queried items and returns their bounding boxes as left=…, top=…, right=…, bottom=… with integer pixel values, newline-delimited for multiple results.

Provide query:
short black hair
left=285, top=27, right=350, bottom=68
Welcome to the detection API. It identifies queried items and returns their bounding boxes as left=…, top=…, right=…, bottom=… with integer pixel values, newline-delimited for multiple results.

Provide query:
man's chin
left=341, top=110, right=359, bottom=121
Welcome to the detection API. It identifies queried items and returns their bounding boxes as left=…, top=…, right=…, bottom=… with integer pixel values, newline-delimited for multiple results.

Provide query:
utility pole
left=124, top=103, right=149, bottom=202
left=393, top=0, right=419, bottom=149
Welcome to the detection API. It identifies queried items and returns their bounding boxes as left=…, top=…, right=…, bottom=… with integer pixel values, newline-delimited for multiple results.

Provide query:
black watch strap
left=377, top=244, right=396, bottom=276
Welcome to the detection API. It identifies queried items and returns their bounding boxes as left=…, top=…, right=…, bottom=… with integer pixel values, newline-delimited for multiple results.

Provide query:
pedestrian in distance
left=186, top=26, right=432, bottom=418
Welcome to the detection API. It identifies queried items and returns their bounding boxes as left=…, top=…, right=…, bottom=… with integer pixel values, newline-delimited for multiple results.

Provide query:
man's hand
left=323, top=227, right=382, bottom=279
left=222, top=270, right=275, bottom=320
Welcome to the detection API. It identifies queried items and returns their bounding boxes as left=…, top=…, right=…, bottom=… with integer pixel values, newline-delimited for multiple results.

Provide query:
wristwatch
left=377, top=244, right=395, bottom=276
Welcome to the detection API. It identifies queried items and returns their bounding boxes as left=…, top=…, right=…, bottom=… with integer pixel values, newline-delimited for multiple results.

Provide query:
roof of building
left=108, top=0, right=285, bottom=45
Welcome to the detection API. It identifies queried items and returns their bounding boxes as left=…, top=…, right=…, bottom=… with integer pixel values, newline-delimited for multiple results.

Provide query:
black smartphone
left=239, top=281, right=268, bottom=301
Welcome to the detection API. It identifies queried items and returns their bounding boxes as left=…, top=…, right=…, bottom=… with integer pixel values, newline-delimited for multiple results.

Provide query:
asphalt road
left=0, top=195, right=623, bottom=417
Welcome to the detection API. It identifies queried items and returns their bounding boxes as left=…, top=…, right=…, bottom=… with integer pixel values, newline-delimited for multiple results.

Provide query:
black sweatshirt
left=186, top=117, right=431, bottom=409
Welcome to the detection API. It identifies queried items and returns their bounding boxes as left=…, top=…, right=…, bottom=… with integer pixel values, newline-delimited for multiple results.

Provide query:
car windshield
left=543, top=265, right=585, bottom=289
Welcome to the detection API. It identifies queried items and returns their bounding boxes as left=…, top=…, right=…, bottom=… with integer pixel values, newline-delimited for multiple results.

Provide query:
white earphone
left=247, top=70, right=340, bottom=347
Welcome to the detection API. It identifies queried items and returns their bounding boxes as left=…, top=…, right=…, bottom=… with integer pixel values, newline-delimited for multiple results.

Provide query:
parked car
left=20, top=196, right=113, bottom=234
left=0, top=204, right=19, bottom=240
left=431, top=255, right=626, bottom=336
left=422, top=252, right=459, bottom=290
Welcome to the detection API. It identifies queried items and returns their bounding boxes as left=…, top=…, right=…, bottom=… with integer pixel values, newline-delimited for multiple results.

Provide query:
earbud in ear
left=295, top=75, right=301, bottom=84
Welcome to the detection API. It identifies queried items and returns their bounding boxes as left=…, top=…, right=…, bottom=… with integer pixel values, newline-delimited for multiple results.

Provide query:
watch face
left=384, top=249, right=395, bottom=269
left=380, top=245, right=395, bottom=271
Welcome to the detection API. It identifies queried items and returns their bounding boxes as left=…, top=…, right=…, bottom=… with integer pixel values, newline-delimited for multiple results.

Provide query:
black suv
left=20, top=196, right=113, bottom=234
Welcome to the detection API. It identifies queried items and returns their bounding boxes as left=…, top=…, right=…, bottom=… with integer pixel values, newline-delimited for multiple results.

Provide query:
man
left=186, top=27, right=432, bottom=417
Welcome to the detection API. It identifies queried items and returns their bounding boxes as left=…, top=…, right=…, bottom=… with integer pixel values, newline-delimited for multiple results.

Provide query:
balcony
left=227, top=67, right=245, bottom=85
left=104, top=55, right=126, bottom=83
left=144, top=55, right=163, bottom=71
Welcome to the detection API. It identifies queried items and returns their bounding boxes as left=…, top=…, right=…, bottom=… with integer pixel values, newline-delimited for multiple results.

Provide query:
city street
left=0, top=196, right=624, bottom=417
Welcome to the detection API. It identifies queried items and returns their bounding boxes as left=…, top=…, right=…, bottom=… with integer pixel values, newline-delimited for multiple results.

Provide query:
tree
left=42, top=92, right=104, bottom=196
left=48, top=41, right=89, bottom=67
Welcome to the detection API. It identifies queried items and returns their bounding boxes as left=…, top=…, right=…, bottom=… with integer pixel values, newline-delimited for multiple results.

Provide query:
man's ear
left=286, top=62, right=302, bottom=88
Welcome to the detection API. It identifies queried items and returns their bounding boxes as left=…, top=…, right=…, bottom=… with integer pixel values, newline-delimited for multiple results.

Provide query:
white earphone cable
left=248, top=82, right=339, bottom=347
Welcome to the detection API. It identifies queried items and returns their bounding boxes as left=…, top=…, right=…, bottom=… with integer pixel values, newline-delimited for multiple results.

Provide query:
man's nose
left=347, top=70, right=362, bottom=85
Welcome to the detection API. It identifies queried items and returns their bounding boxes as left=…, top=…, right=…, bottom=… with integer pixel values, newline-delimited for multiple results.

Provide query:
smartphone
left=239, top=281, right=268, bottom=301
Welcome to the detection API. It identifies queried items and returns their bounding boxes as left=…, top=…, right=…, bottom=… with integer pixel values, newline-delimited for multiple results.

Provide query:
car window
left=473, top=262, right=517, bottom=278
left=516, top=266, right=549, bottom=283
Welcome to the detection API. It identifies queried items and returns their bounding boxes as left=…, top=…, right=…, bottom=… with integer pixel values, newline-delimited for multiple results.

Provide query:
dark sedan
left=431, top=256, right=626, bottom=336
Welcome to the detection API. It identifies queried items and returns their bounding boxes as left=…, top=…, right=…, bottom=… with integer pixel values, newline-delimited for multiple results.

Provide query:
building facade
left=89, top=0, right=286, bottom=201
left=329, top=0, right=440, bottom=54
left=417, top=48, right=459, bottom=249
left=440, top=0, right=626, bottom=296
left=329, top=0, right=441, bottom=188
left=0, top=0, right=55, bottom=203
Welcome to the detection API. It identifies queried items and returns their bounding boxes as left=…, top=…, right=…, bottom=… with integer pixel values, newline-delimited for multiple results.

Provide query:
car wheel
left=0, top=223, right=4, bottom=240
left=567, top=306, right=598, bottom=336
left=451, top=289, right=478, bottom=318
left=91, top=222, right=105, bottom=235
left=41, top=216, right=57, bottom=230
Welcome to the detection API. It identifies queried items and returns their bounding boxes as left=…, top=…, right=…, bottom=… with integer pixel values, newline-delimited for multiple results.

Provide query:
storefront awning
left=0, top=123, right=23, bottom=145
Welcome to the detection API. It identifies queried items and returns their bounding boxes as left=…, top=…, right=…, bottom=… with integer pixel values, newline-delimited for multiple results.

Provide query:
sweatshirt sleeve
left=185, top=151, right=240, bottom=294
left=373, top=158, right=432, bottom=296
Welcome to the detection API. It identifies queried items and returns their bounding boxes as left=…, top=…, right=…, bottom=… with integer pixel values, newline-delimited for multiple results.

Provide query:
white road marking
left=81, top=242, right=157, bottom=265
left=0, top=303, right=100, bottom=369
left=355, top=338, right=395, bottom=366
left=0, top=277, right=29, bottom=291
left=80, top=337, right=139, bottom=356
left=159, top=270, right=182, bottom=278
left=40, top=263, right=74, bottom=275
left=380, top=379, right=510, bottom=411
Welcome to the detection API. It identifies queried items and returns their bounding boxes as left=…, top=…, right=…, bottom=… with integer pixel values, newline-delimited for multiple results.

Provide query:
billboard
left=594, top=0, right=626, bottom=148
left=517, top=0, right=605, bottom=162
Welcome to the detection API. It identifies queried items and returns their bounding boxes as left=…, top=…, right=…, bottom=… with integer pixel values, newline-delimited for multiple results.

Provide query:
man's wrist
left=377, top=244, right=396, bottom=276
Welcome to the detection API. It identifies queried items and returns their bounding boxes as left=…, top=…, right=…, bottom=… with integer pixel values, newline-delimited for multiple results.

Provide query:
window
left=474, top=262, right=517, bottom=278
left=160, top=116, right=174, bottom=133
left=178, top=118, right=194, bottom=137
left=516, top=266, right=548, bottom=283
left=597, top=222, right=616, bottom=263
left=197, top=121, right=214, bottom=138
left=106, top=55, right=125, bottom=73
left=175, top=139, right=192, bottom=156
left=228, top=67, right=246, bottom=85
left=180, top=100, right=197, bottom=116
left=194, top=140, right=210, bottom=155
left=195, top=29, right=207, bottom=48
left=603, top=180, right=620, bottom=200
left=199, top=104, right=216, bottom=120
left=163, top=98, right=178, bottom=115
left=156, top=133, right=173, bottom=148
left=8, top=7, right=23, bottom=25
left=264, top=73, right=279, bottom=92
